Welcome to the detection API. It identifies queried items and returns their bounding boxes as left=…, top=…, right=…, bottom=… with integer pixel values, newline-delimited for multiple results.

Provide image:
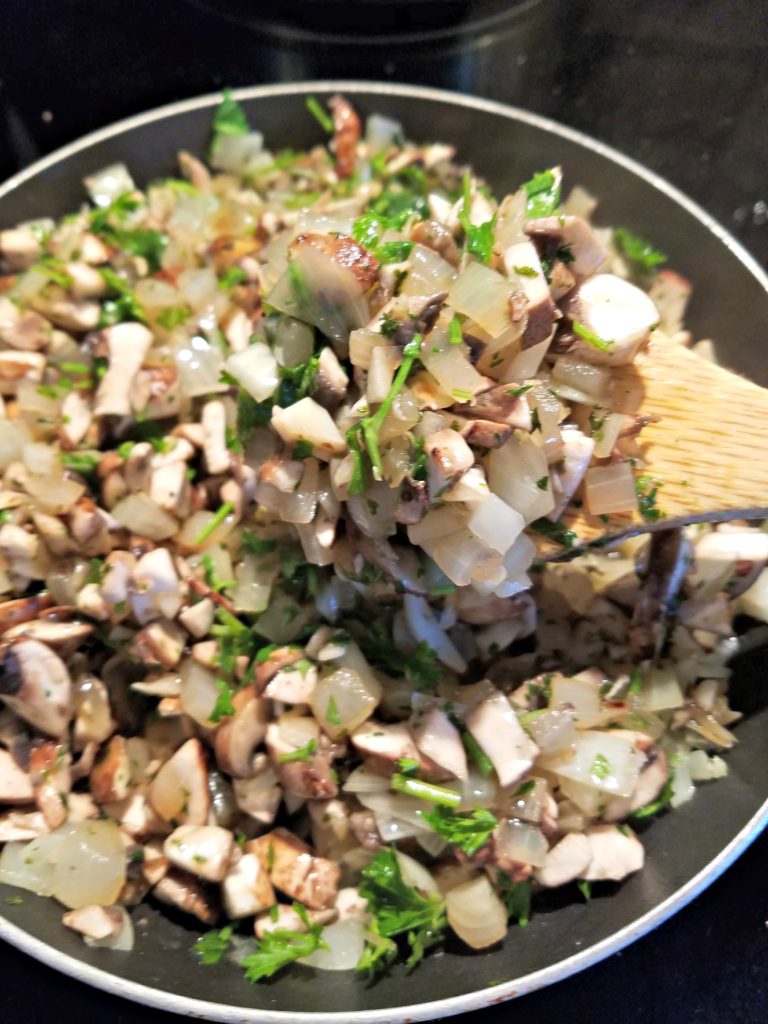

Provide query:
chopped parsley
left=379, top=311, right=400, bottom=338
left=241, top=903, right=327, bottom=982
left=277, top=738, right=317, bottom=764
left=218, top=266, right=249, bottom=291
left=459, top=173, right=495, bottom=264
left=325, top=696, right=342, bottom=726
left=448, top=315, right=463, bottom=345
left=635, top=474, right=664, bottom=522
left=292, top=439, right=313, bottom=460
left=614, top=228, right=667, bottom=275
left=212, top=89, right=249, bottom=137
left=505, top=384, right=533, bottom=398
left=155, top=305, right=191, bottom=330
left=513, top=264, right=538, bottom=278
left=461, top=731, right=494, bottom=777
left=590, top=753, right=612, bottom=780
left=194, top=925, right=234, bottom=965
left=536, top=475, right=550, bottom=491
left=99, top=267, right=146, bottom=325
left=60, top=451, right=100, bottom=475
left=629, top=773, right=674, bottom=821
left=193, top=501, right=235, bottom=546
left=391, top=774, right=461, bottom=807
left=522, top=168, right=561, bottom=218
left=496, top=873, right=531, bottom=926
left=577, top=879, right=592, bottom=901
left=306, top=96, right=334, bottom=134
left=530, top=517, right=578, bottom=550
left=419, top=806, right=498, bottom=857
left=573, top=320, right=614, bottom=353
left=357, top=848, right=447, bottom=974
left=240, top=533, right=278, bottom=557
left=209, top=680, right=236, bottom=724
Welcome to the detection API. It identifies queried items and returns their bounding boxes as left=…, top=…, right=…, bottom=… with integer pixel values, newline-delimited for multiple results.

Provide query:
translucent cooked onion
left=395, top=850, right=439, bottom=895
left=467, top=494, right=524, bottom=556
left=366, top=113, right=403, bottom=150
left=551, top=354, right=611, bottom=402
left=349, top=329, right=387, bottom=371
left=584, top=462, right=638, bottom=515
left=0, top=834, right=63, bottom=896
left=84, top=163, right=135, bottom=206
left=343, top=765, right=390, bottom=795
left=24, top=475, right=86, bottom=515
left=549, top=675, right=602, bottom=728
left=111, top=493, right=178, bottom=541
left=232, top=553, right=277, bottom=614
left=274, top=316, right=315, bottom=368
left=640, top=664, right=685, bottom=712
left=529, top=708, right=577, bottom=756
left=210, top=132, right=265, bottom=174
left=176, top=334, right=226, bottom=397
left=448, top=263, right=511, bottom=338
left=311, top=665, right=381, bottom=739
left=301, top=918, right=366, bottom=971
left=446, top=875, right=508, bottom=950
left=493, top=819, right=548, bottom=868
left=400, top=245, right=457, bottom=297
left=555, top=731, right=643, bottom=798
left=44, top=822, right=125, bottom=909
left=180, top=658, right=220, bottom=726
left=404, top=593, right=467, bottom=672
left=224, top=342, right=279, bottom=402
left=367, top=345, right=401, bottom=405
left=487, top=435, right=555, bottom=524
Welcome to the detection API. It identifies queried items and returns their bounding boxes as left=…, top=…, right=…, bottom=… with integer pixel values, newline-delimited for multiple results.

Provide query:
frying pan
left=0, top=82, right=767, bottom=1024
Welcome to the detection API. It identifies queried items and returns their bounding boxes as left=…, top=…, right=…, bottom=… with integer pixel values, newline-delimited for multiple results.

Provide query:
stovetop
left=0, top=1, right=767, bottom=1022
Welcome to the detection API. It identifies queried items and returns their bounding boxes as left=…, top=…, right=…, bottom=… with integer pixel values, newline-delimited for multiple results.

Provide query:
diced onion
left=84, top=163, right=135, bottom=207
left=176, top=335, right=226, bottom=397
left=301, top=918, right=366, bottom=971
left=487, top=435, right=555, bottom=524
left=554, top=731, right=642, bottom=798
left=446, top=875, right=508, bottom=950
left=448, top=263, right=511, bottom=338
left=493, top=819, right=548, bottom=868
left=224, top=343, right=279, bottom=402
left=111, top=494, right=178, bottom=541
left=311, top=666, right=381, bottom=739
left=584, top=463, right=638, bottom=515
left=180, top=658, right=220, bottom=726
left=400, top=245, right=457, bottom=297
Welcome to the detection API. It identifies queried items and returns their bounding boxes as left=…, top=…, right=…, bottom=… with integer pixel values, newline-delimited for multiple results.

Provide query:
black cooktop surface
left=0, top=1, right=767, bottom=1022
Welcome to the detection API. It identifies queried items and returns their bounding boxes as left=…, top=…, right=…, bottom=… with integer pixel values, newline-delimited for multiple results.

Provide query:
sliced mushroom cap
left=411, top=706, right=468, bottom=782
left=466, top=691, right=539, bottom=789
left=163, top=824, right=235, bottom=882
left=221, top=851, right=276, bottom=919
left=152, top=868, right=218, bottom=924
left=0, top=639, right=72, bottom=738
left=266, top=721, right=338, bottom=800
left=581, top=824, right=645, bottom=881
left=524, top=214, right=608, bottom=281
left=562, top=273, right=659, bottom=367
left=90, top=735, right=134, bottom=804
left=425, top=429, right=474, bottom=500
left=0, top=808, right=49, bottom=842
left=62, top=904, right=127, bottom=941
left=534, top=831, right=592, bottom=888
left=0, top=747, right=34, bottom=804
left=29, top=740, right=72, bottom=829
left=249, top=827, right=341, bottom=910
left=148, top=737, right=210, bottom=826
left=233, top=770, right=282, bottom=828
left=94, top=322, right=154, bottom=416
left=3, top=617, right=94, bottom=657
left=214, top=690, right=270, bottom=778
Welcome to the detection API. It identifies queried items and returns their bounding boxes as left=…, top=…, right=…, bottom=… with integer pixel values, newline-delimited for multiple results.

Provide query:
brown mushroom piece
left=502, top=239, right=558, bottom=345
left=328, top=94, right=361, bottom=180
left=152, top=869, right=218, bottom=925
left=163, top=824, right=235, bottom=882
left=0, top=296, right=51, bottom=351
left=534, top=832, right=592, bottom=888
left=0, top=639, right=72, bottom=738
left=29, top=740, right=72, bottom=829
left=524, top=214, right=609, bottom=281
left=254, top=903, right=336, bottom=939
left=214, top=688, right=270, bottom=778
left=94, top=322, right=154, bottom=416
left=62, top=904, right=128, bottom=942
left=314, top=346, right=350, bottom=411
left=548, top=426, right=595, bottom=520
left=451, top=383, right=532, bottom=430
left=266, top=722, right=338, bottom=800
left=466, top=691, right=539, bottom=789
left=249, top=827, right=341, bottom=910
left=90, top=735, right=134, bottom=804
left=580, top=824, right=645, bottom=882
left=222, top=852, right=276, bottom=919
left=410, top=220, right=460, bottom=267
left=561, top=273, right=660, bottom=367
left=603, top=748, right=670, bottom=822
left=424, top=429, right=474, bottom=500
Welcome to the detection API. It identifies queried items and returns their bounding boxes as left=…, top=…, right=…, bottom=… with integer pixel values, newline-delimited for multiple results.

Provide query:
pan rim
left=0, top=78, right=767, bottom=1024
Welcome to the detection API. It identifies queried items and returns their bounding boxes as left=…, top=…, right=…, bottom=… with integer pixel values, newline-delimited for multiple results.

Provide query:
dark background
left=0, top=0, right=767, bottom=1021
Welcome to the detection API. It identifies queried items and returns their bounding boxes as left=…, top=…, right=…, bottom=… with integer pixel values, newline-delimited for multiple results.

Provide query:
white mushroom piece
left=0, top=639, right=72, bottom=737
left=163, top=824, right=235, bottom=882
left=466, top=691, right=539, bottom=788
left=562, top=273, right=660, bottom=367
left=250, top=827, right=341, bottom=910
left=425, top=429, right=474, bottom=500
left=534, top=832, right=592, bottom=888
left=266, top=720, right=338, bottom=800
left=94, top=322, right=154, bottom=416
left=153, top=869, right=218, bottom=924
left=580, top=824, right=645, bottom=882
left=222, top=852, right=276, bottom=919
left=0, top=296, right=51, bottom=351
left=62, top=904, right=134, bottom=950
left=524, top=214, right=609, bottom=281
left=0, top=748, right=34, bottom=805
left=0, top=225, right=43, bottom=270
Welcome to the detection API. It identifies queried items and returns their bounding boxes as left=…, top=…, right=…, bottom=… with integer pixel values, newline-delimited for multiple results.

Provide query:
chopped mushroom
left=0, top=809, right=50, bottom=841
left=534, top=832, right=592, bottom=888
left=524, top=214, right=609, bottom=281
left=201, top=400, right=231, bottom=475
left=90, top=735, right=133, bottom=804
left=221, top=852, right=276, bottom=919
left=0, top=297, right=51, bottom=351
left=62, top=904, right=127, bottom=941
left=314, top=346, right=350, bottom=410
left=0, top=639, right=72, bottom=737
left=603, top=748, right=669, bottom=822
left=329, top=94, right=361, bottom=179
left=29, top=740, right=72, bottom=829
left=411, top=706, right=468, bottom=781
left=3, top=617, right=94, bottom=657
left=562, top=273, right=660, bottom=367
left=163, top=824, right=235, bottom=882
left=249, top=827, right=341, bottom=910
left=425, top=429, right=474, bottom=500
left=581, top=824, right=645, bottom=882
left=266, top=722, right=338, bottom=800
left=466, top=692, right=539, bottom=788
left=0, top=226, right=42, bottom=271
left=94, top=323, right=154, bottom=416
left=214, top=690, right=270, bottom=778
left=153, top=869, right=218, bottom=924
left=0, top=748, right=34, bottom=804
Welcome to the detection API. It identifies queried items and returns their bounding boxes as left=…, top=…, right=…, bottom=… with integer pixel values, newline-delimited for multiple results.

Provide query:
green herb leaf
left=194, top=501, right=235, bottom=546
left=379, top=311, right=400, bottom=338
left=505, top=384, right=532, bottom=398
left=240, top=533, right=278, bottom=557
left=356, top=335, right=422, bottom=480
left=635, top=473, right=664, bottom=522
left=590, top=753, right=612, bottom=780
left=530, top=517, right=578, bottom=550
left=448, top=315, right=463, bottom=346
left=572, top=320, right=614, bottom=353
left=536, top=475, right=549, bottom=491
left=60, top=451, right=100, bottom=475
left=614, top=228, right=667, bottom=275
left=236, top=391, right=273, bottom=446
left=496, top=873, right=531, bottom=926
left=375, top=241, right=414, bottom=264
left=357, top=848, right=446, bottom=974
left=521, top=169, right=561, bottom=218
left=325, top=696, right=342, bottom=726
left=577, top=879, right=592, bottom=901
left=629, top=773, right=674, bottom=821
left=391, top=773, right=461, bottom=807
left=219, top=267, right=249, bottom=291
left=277, top=739, right=317, bottom=764
left=213, top=89, right=250, bottom=137
left=209, top=680, right=236, bottom=724
left=241, top=904, right=327, bottom=982
left=292, top=439, right=313, bottom=460
left=513, top=265, right=538, bottom=278
left=195, top=925, right=234, bottom=965
left=419, top=806, right=498, bottom=857
left=306, top=96, right=334, bottom=134
left=461, top=731, right=494, bottom=777
left=156, top=305, right=191, bottom=330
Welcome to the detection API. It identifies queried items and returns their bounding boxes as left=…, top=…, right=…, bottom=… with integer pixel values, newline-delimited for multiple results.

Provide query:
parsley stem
left=193, top=501, right=234, bottom=546
left=461, top=732, right=494, bottom=777
left=391, top=773, right=461, bottom=807
left=306, top=96, right=334, bottom=134
left=360, top=336, right=421, bottom=479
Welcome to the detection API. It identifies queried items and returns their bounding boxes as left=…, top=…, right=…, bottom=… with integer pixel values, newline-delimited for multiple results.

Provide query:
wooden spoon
left=534, top=333, right=768, bottom=559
